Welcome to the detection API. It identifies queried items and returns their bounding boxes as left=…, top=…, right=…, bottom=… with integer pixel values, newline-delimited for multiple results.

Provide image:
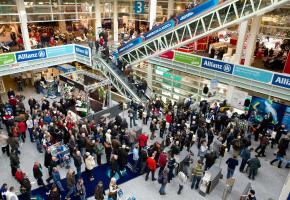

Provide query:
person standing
left=145, top=153, right=157, bottom=181
left=132, top=144, right=139, bottom=173
left=240, top=147, right=252, bottom=173
left=84, top=152, right=96, bottom=181
left=108, top=178, right=118, bottom=200
left=167, top=155, right=176, bottom=183
left=76, top=178, right=86, bottom=200
left=65, top=168, right=76, bottom=200
left=94, top=181, right=105, bottom=200
left=47, top=184, right=60, bottom=200
left=32, top=162, right=46, bottom=188
left=139, top=147, right=148, bottom=174
left=5, top=187, right=18, bottom=200
left=177, top=170, right=187, bottom=195
left=73, top=150, right=83, bottom=181
left=26, top=117, right=34, bottom=142
left=226, top=155, right=239, bottom=179
left=0, top=183, right=8, bottom=200
left=20, top=173, right=32, bottom=200
left=158, top=151, right=167, bottom=176
left=10, top=150, right=20, bottom=177
left=52, top=167, right=64, bottom=192
left=191, top=160, right=204, bottom=190
left=247, top=155, right=261, bottom=180
left=159, top=168, right=168, bottom=195
left=270, top=146, right=286, bottom=168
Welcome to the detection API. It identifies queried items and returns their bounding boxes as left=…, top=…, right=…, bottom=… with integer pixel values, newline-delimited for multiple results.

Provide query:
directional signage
left=134, top=0, right=144, bottom=14
left=201, top=58, right=234, bottom=74
left=15, top=49, right=47, bottom=62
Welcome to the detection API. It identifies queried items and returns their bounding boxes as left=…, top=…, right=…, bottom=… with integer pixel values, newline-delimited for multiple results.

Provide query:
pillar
left=167, top=0, right=174, bottom=19
left=244, top=17, right=261, bottom=66
left=95, top=0, right=102, bottom=40
left=149, top=0, right=157, bottom=30
left=234, top=20, right=248, bottom=64
left=57, top=0, right=67, bottom=33
left=147, top=63, right=153, bottom=97
left=16, top=0, right=31, bottom=50
left=113, top=0, right=118, bottom=43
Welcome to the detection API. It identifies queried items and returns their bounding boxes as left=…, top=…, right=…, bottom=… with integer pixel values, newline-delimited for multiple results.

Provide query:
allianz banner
left=15, top=49, right=47, bottom=62
left=201, top=58, right=234, bottom=74
left=272, top=74, right=290, bottom=89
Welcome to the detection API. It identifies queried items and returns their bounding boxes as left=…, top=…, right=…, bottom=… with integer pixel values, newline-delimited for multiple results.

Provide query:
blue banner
left=177, top=0, right=219, bottom=24
left=118, top=37, right=142, bottom=54
left=46, top=45, right=74, bottom=58
left=271, top=74, right=290, bottom=89
left=15, top=49, right=47, bottom=62
left=282, top=107, right=290, bottom=131
left=134, top=1, right=144, bottom=14
left=234, top=65, right=273, bottom=83
left=144, top=20, right=175, bottom=40
left=201, top=58, right=234, bottom=74
left=75, top=45, right=90, bottom=57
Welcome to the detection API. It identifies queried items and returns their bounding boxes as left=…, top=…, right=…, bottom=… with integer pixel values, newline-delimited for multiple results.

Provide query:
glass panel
left=24, top=0, right=51, bottom=5
left=52, top=5, right=76, bottom=13
left=0, top=15, right=19, bottom=23
left=0, top=0, right=16, bottom=5
left=0, top=6, right=18, bottom=14
left=26, top=6, right=52, bottom=14
left=27, top=14, right=52, bottom=22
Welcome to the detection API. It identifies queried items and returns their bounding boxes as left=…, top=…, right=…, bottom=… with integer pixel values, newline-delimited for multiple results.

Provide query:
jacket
left=138, top=134, right=148, bottom=147
left=147, top=157, right=156, bottom=171
left=248, top=158, right=261, bottom=170
left=66, top=173, right=76, bottom=189
left=85, top=155, right=96, bottom=170
left=158, top=153, right=167, bottom=167
left=73, top=154, right=83, bottom=168
left=17, top=121, right=26, bottom=133
left=192, top=163, right=203, bottom=177
left=33, top=164, right=43, bottom=179
left=52, top=171, right=61, bottom=182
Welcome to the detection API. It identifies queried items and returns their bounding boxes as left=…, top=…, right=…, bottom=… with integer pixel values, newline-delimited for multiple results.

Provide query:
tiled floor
left=0, top=87, right=289, bottom=200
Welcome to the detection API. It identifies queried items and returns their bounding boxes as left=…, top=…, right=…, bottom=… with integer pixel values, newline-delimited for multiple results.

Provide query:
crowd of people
left=0, top=83, right=288, bottom=200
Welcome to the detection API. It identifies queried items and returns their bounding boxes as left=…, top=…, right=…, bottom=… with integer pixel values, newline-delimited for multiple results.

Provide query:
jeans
left=158, top=166, right=165, bottom=176
left=191, top=176, right=201, bottom=189
left=239, top=159, right=248, bottom=172
left=226, top=168, right=235, bottom=179
left=28, top=128, right=34, bottom=142
left=55, top=180, right=64, bottom=191
left=129, top=117, right=136, bottom=128
left=65, top=185, right=76, bottom=198
left=140, top=161, right=146, bottom=174
left=177, top=184, right=183, bottom=194
left=145, top=170, right=155, bottom=181
left=76, top=166, right=81, bottom=181
left=133, top=159, right=138, bottom=172
left=248, top=168, right=257, bottom=179
left=159, top=183, right=166, bottom=194
left=36, top=139, right=43, bottom=153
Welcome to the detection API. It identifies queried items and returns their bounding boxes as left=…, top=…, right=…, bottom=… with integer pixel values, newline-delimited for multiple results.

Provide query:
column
left=149, top=0, right=157, bottom=30
left=167, top=0, right=174, bottom=19
left=16, top=0, right=31, bottom=50
left=113, top=0, right=118, bottom=43
left=58, top=0, right=67, bottom=33
left=244, top=17, right=261, bottom=66
left=233, top=20, right=248, bottom=64
left=95, top=0, right=102, bottom=40
left=147, top=63, right=153, bottom=97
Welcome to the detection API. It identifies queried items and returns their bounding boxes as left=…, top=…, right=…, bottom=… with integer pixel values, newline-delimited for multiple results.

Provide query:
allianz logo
left=180, top=12, right=194, bottom=21
left=17, top=50, right=46, bottom=60
left=203, top=60, right=231, bottom=72
left=76, top=47, right=89, bottom=55
left=274, top=76, right=290, bottom=86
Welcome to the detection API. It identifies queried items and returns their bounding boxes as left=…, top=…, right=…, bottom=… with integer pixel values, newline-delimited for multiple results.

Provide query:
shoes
left=152, top=178, right=157, bottom=181
left=145, top=177, right=148, bottom=181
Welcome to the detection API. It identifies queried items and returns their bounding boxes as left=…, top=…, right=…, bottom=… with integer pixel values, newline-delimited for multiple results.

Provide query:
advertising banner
left=118, top=37, right=142, bottom=54
left=250, top=96, right=286, bottom=124
left=201, top=58, right=234, bottom=74
left=271, top=74, right=290, bottom=89
left=160, top=51, right=174, bottom=60
left=233, top=65, right=273, bottom=83
left=174, top=52, right=201, bottom=66
left=0, top=53, right=16, bottom=66
left=46, top=45, right=74, bottom=58
left=144, top=20, right=175, bottom=40
left=282, top=107, right=290, bottom=131
left=177, top=0, right=218, bottom=24
left=15, top=49, right=47, bottom=62
left=228, top=88, right=248, bottom=110
left=75, top=45, right=90, bottom=57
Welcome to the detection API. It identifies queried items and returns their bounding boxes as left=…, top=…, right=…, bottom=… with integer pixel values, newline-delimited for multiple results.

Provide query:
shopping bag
left=118, top=189, right=124, bottom=198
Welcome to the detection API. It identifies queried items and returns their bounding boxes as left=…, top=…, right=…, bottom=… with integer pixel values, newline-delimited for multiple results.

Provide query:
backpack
left=158, top=173, right=163, bottom=184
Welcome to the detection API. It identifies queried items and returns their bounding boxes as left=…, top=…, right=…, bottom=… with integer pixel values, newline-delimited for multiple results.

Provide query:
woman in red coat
left=145, top=153, right=157, bottom=181
left=18, top=121, right=27, bottom=143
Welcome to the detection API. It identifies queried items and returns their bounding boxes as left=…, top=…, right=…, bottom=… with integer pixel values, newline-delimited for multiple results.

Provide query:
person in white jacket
left=85, top=152, right=96, bottom=181
left=177, top=171, right=187, bottom=195
left=5, top=186, right=18, bottom=200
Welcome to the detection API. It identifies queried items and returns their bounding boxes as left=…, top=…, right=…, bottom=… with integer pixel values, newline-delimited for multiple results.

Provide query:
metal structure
left=149, top=56, right=290, bottom=101
left=92, top=57, right=142, bottom=102
left=120, top=0, right=290, bottom=65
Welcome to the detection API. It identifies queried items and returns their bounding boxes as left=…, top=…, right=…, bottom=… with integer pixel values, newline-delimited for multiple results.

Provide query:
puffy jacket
left=158, top=153, right=167, bottom=167
left=138, top=134, right=148, bottom=148
left=17, top=121, right=26, bottom=133
left=85, top=155, right=96, bottom=170
left=147, top=157, right=156, bottom=171
left=192, top=163, right=203, bottom=177
left=33, top=164, right=43, bottom=179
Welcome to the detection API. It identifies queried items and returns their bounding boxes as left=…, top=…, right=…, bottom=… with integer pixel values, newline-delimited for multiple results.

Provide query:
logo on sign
left=75, top=46, right=89, bottom=57
left=201, top=58, right=233, bottom=74
left=38, top=50, right=46, bottom=58
left=223, top=64, right=232, bottom=73
left=16, top=50, right=47, bottom=62
left=272, top=74, right=290, bottom=89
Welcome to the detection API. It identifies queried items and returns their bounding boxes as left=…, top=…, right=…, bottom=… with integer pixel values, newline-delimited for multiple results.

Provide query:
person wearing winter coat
left=10, top=151, right=20, bottom=177
left=85, top=152, right=96, bottom=181
left=65, top=168, right=76, bottom=199
left=247, top=155, right=261, bottom=180
left=146, top=153, right=157, bottom=181
left=52, top=167, right=64, bottom=192
left=94, top=181, right=105, bottom=200
left=191, top=160, right=204, bottom=189
left=239, top=147, right=252, bottom=172
left=158, top=151, right=167, bottom=175
left=20, top=173, right=31, bottom=200
left=47, top=184, right=60, bottom=200
left=33, top=162, right=46, bottom=187
left=177, top=170, right=187, bottom=194
left=159, top=168, right=168, bottom=195
left=73, top=150, right=83, bottom=181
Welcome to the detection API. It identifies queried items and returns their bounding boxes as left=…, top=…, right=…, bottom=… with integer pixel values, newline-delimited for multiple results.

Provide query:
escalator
left=92, top=56, right=142, bottom=103
left=118, top=0, right=289, bottom=65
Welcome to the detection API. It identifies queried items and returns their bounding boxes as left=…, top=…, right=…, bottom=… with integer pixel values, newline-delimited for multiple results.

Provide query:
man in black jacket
left=21, top=173, right=31, bottom=200
left=73, top=150, right=83, bottom=181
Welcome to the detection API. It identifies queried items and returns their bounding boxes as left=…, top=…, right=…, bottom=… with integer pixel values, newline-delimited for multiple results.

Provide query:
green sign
left=0, top=53, right=16, bottom=66
left=174, top=52, right=201, bottom=67
left=162, top=73, right=182, bottom=88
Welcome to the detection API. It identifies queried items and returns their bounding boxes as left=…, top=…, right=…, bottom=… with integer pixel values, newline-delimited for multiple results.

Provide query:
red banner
left=283, top=52, right=290, bottom=75
left=160, top=51, right=174, bottom=60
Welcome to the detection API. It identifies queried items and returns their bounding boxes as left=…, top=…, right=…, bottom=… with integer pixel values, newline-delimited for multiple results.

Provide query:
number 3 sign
left=134, top=0, right=144, bottom=14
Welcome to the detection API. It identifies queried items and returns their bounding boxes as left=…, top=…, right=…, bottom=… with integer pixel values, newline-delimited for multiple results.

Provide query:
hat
left=85, top=152, right=90, bottom=156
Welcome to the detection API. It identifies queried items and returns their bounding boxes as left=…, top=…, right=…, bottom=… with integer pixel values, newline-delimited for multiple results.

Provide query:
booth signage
left=15, top=49, right=47, bottom=62
left=0, top=53, right=16, bottom=66
left=160, top=51, right=174, bottom=60
left=46, top=45, right=74, bottom=58
left=174, top=52, right=201, bottom=66
left=271, top=74, right=290, bottom=89
left=233, top=65, right=273, bottom=83
left=201, top=58, right=234, bottom=74
left=134, top=0, right=144, bottom=14
left=75, top=45, right=90, bottom=57
left=282, top=107, right=290, bottom=131
left=144, top=20, right=175, bottom=40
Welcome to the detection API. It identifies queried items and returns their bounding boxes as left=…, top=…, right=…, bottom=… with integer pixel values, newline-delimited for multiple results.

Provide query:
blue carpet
left=19, top=155, right=141, bottom=200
